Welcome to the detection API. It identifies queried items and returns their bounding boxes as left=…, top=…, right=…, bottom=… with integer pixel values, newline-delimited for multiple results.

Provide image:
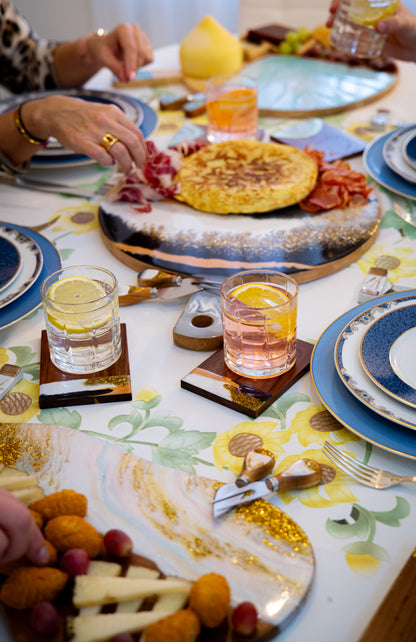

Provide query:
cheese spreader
left=213, top=448, right=276, bottom=506
left=212, top=459, right=322, bottom=519
left=119, top=280, right=201, bottom=306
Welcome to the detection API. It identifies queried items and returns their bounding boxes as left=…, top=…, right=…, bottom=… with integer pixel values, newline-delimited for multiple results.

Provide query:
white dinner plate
left=335, top=294, right=416, bottom=430
left=402, top=127, right=416, bottom=171
left=382, top=125, right=416, bottom=184
left=0, top=234, right=21, bottom=294
left=0, top=224, right=43, bottom=310
left=311, top=290, right=416, bottom=460
left=363, top=130, right=416, bottom=200
left=360, top=304, right=416, bottom=408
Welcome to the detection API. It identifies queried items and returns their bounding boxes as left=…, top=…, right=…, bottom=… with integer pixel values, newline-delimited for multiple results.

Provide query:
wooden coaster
left=181, top=339, right=313, bottom=418
left=39, top=324, right=132, bottom=409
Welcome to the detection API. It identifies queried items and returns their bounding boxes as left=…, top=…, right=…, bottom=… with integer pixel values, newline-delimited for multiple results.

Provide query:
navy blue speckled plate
left=360, top=304, right=416, bottom=408
left=0, top=235, right=21, bottom=294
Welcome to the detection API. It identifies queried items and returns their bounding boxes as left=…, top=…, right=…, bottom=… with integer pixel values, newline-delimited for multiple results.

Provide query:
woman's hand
left=22, top=96, right=147, bottom=173
left=83, top=23, right=154, bottom=82
left=0, top=489, right=49, bottom=565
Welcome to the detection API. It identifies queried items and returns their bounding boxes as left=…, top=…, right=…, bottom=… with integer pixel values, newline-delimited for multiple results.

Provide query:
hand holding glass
left=330, top=0, right=399, bottom=58
left=41, top=265, right=121, bottom=374
left=221, top=270, right=298, bottom=379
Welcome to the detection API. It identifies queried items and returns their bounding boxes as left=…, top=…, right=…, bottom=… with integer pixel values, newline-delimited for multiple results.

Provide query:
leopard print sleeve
left=0, top=0, right=60, bottom=93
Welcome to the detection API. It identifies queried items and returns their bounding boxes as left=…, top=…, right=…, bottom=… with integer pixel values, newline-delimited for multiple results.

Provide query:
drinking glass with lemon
left=41, top=266, right=121, bottom=374
left=330, top=0, right=399, bottom=58
left=220, top=270, right=298, bottom=379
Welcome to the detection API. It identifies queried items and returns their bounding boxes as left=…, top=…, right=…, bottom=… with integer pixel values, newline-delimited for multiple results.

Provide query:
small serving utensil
left=213, top=448, right=276, bottom=507
left=212, top=459, right=322, bottom=519
left=0, top=172, right=95, bottom=198
left=118, top=280, right=201, bottom=306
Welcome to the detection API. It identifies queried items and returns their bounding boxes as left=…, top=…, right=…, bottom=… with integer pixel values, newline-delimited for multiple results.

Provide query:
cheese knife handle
left=266, top=459, right=322, bottom=493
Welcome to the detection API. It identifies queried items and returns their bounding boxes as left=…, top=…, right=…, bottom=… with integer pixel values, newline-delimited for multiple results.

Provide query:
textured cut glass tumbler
left=41, top=265, right=121, bottom=374
left=221, top=270, right=298, bottom=379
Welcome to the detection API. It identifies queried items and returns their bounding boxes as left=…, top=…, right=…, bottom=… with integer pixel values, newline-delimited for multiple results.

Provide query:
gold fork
left=323, top=441, right=416, bottom=489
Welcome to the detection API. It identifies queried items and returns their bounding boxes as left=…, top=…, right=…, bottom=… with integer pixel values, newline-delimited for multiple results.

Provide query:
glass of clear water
left=41, top=265, right=121, bottom=374
left=330, top=0, right=399, bottom=58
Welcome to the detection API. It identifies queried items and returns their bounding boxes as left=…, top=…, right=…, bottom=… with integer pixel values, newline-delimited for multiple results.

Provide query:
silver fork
left=323, top=441, right=416, bottom=489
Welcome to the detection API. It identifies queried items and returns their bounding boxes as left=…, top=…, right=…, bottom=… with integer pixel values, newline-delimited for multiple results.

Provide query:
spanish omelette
left=173, top=140, right=318, bottom=214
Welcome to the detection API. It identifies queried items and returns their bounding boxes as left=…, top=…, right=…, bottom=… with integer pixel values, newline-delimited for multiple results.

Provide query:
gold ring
left=100, top=133, right=119, bottom=153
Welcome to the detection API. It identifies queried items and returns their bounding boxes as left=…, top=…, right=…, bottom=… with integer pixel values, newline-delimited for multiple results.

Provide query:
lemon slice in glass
left=47, top=276, right=113, bottom=333
left=230, top=281, right=296, bottom=338
left=348, top=0, right=399, bottom=27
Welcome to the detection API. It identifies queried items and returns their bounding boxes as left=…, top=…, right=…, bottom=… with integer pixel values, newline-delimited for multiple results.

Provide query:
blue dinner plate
left=360, top=304, right=416, bottom=408
left=311, top=290, right=416, bottom=459
left=363, top=130, right=416, bottom=200
left=0, top=224, right=61, bottom=331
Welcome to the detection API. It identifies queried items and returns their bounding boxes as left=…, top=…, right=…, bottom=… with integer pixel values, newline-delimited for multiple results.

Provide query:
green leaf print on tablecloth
left=326, top=496, right=410, bottom=575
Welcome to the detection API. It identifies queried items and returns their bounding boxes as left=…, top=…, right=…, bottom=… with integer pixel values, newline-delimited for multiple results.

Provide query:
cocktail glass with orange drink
left=206, top=74, right=258, bottom=143
left=330, top=0, right=399, bottom=58
left=41, top=266, right=121, bottom=374
left=221, top=270, right=298, bottom=379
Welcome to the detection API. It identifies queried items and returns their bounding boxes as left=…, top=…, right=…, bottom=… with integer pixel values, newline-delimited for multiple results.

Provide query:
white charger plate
left=363, top=130, right=416, bottom=200
left=383, top=125, right=416, bottom=184
left=0, top=224, right=42, bottom=310
left=335, top=294, right=416, bottom=430
left=360, top=304, right=416, bottom=408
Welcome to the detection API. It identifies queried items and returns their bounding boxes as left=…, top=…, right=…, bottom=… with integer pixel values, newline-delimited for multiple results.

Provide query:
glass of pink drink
left=220, top=270, right=298, bottom=379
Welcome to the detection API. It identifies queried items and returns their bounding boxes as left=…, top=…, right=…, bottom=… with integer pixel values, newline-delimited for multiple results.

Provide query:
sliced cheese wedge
left=80, top=561, right=123, bottom=616
left=68, top=611, right=172, bottom=642
left=116, top=566, right=159, bottom=614
left=0, top=474, right=39, bottom=490
left=11, top=486, right=44, bottom=504
left=73, top=576, right=192, bottom=608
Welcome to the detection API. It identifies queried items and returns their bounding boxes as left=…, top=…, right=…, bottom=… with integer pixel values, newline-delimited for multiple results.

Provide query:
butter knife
left=0, top=173, right=94, bottom=198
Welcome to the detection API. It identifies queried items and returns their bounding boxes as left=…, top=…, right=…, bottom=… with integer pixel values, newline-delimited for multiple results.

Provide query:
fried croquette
left=188, top=572, right=230, bottom=628
left=145, top=609, right=201, bottom=642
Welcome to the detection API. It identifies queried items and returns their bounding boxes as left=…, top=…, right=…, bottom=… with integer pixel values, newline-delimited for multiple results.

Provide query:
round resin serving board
left=98, top=192, right=380, bottom=283
left=184, top=55, right=398, bottom=117
left=0, top=423, right=316, bottom=641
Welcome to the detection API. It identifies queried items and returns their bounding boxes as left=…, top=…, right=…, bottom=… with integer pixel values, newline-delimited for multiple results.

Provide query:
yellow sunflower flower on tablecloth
left=50, top=202, right=99, bottom=234
left=357, top=244, right=416, bottom=283
left=213, top=421, right=290, bottom=475
left=0, top=348, right=9, bottom=367
left=276, top=448, right=359, bottom=508
left=288, top=404, right=360, bottom=447
left=134, top=387, right=159, bottom=403
left=0, top=378, right=39, bottom=423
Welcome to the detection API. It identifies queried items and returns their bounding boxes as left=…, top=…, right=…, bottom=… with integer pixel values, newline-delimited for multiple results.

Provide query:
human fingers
left=98, top=24, right=153, bottom=82
left=0, top=490, right=48, bottom=565
left=95, top=124, right=147, bottom=173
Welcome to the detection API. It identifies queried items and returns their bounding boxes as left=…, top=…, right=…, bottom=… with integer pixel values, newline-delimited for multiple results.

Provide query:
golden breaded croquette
left=0, top=566, right=68, bottom=609
left=30, top=489, right=87, bottom=520
left=43, top=539, right=58, bottom=566
left=188, top=572, right=230, bottom=628
left=44, top=515, right=102, bottom=557
left=29, top=508, right=43, bottom=530
left=145, top=609, right=200, bottom=642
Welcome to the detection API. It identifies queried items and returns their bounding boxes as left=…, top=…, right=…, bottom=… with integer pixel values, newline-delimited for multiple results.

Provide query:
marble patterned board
left=0, top=423, right=315, bottom=640
left=98, top=193, right=380, bottom=283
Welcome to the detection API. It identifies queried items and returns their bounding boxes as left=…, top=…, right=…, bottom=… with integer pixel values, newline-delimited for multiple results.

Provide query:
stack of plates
left=0, top=89, right=157, bottom=169
left=311, top=291, right=416, bottom=459
left=0, top=223, right=61, bottom=330
left=363, top=124, right=416, bottom=200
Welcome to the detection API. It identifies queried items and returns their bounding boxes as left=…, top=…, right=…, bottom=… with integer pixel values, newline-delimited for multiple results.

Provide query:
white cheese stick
left=80, top=561, right=123, bottom=616
left=73, top=576, right=191, bottom=608
left=116, top=566, right=159, bottom=613
left=0, top=474, right=39, bottom=490
left=68, top=611, right=172, bottom=642
left=11, top=487, right=44, bottom=504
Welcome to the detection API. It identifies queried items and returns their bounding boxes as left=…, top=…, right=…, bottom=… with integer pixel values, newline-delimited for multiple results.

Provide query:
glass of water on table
left=41, top=265, right=121, bottom=374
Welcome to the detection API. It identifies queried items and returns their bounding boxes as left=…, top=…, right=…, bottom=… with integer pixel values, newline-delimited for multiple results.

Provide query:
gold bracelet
left=13, top=104, right=47, bottom=146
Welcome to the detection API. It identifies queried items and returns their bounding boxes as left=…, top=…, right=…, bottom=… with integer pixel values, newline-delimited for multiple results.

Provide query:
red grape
left=231, top=601, right=258, bottom=636
left=108, top=635, right=134, bottom=642
left=103, top=529, right=133, bottom=557
left=30, top=601, right=60, bottom=635
left=59, top=548, right=90, bottom=576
